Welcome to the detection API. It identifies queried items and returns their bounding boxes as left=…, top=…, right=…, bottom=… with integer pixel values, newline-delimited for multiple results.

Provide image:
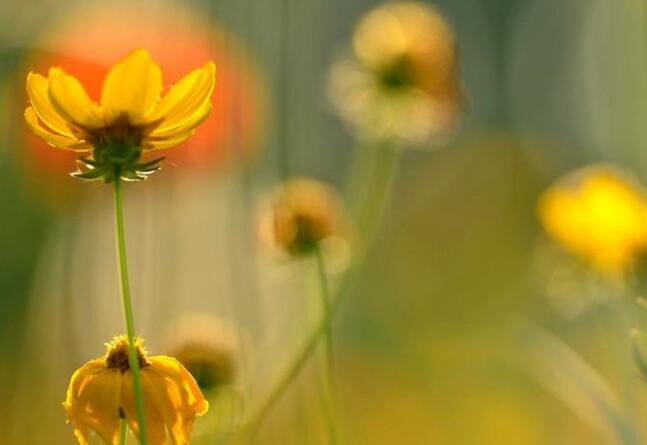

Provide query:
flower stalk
left=119, top=418, right=128, bottom=445
left=314, top=244, right=339, bottom=444
left=113, top=169, right=149, bottom=445
left=314, top=244, right=335, bottom=383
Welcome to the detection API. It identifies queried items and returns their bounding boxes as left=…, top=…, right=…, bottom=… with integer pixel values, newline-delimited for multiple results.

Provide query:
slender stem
left=357, top=141, right=400, bottom=247
left=119, top=418, right=129, bottom=445
left=113, top=173, right=149, bottom=445
left=276, top=0, right=291, bottom=178
left=314, top=244, right=339, bottom=444
left=244, top=143, right=401, bottom=432
left=314, top=244, right=335, bottom=380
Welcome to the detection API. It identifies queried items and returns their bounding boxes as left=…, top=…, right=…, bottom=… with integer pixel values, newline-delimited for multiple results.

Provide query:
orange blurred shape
left=17, top=2, right=265, bottom=207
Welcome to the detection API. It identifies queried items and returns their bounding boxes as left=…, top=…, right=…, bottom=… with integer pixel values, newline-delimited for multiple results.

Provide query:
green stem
left=113, top=172, right=149, bottom=445
left=119, top=418, right=129, bottom=445
left=357, top=141, right=400, bottom=247
left=314, top=244, right=335, bottom=381
left=314, top=244, right=339, bottom=444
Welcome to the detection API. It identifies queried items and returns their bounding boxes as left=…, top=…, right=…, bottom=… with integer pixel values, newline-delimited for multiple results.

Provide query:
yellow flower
left=64, top=336, right=208, bottom=445
left=259, top=178, right=350, bottom=256
left=25, top=48, right=215, bottom=181
left=538, top=165, right=647, bottom=275
left=328, top=1, right=461, bottom=144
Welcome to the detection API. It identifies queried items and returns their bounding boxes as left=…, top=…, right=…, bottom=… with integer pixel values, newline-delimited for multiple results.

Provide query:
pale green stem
left=314, top=244, right=339, bottom=444
left=357, top=141, right=400, bottom=247
left=119, top=418, right=129, bottom=445
left=243, top=142, right=401, bottom=434
left=113, top=172, right=149, bottom=445
left=314, top=244, right=335, bottom=382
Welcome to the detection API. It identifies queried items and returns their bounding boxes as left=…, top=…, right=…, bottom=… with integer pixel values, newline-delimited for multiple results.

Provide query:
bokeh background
left=1, top=0, right=644, bottom=444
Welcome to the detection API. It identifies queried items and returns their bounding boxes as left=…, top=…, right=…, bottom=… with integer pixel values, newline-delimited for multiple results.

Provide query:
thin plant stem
left=314, top=243, right=339, bottom=444
left=357, top=141, right=400, bottom=247
left=243, top=143, right=401, bottom=434
left=113, top=171, right=149, bottom=445
left=119, top=418, right=129, bottom=445
left=314, top=244, right=335, bottom=381
left=276, top=0, right=292, bottom=178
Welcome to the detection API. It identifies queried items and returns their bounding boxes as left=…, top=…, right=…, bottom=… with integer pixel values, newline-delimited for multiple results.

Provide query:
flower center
left=105, top=335, right=151, bottom=373
left=72, top=114, right=165, bottom=182
left=378, top=55, right=417, bottom=91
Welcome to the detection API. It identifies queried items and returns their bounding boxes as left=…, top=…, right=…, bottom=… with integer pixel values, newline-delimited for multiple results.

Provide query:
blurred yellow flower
left=538, top=166, right=647, bottom=275
left=25, top=48, right=215, bottom=181
left=259, top=178, right=350, bottom=256
left=64, top=335, right=208, bottom=445
left=328, top=1, right=461, bottom=144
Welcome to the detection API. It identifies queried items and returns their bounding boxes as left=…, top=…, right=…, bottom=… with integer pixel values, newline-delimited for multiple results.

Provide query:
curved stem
left=314, top=244, right=335, bottom=381
left=314, top=244, right=339, bottom=444
left=113, top=173, right=149, bottom=445
left=119, top=418, right=129, bottom=445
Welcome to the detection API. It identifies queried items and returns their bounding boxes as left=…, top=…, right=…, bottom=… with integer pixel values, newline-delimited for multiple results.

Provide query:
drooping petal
left=150, top=356, right=209, bottom=413
left=63, top=359, right=105, bottom=419
left=121, top=371, right=168, bottom=445
left=148, top=356, right=209, bottom=444
left=101, top=49, right=163, bottom=125
left=64, top=360, right=122, bottom=445
left=26, top=72, right=74, bottom=137
left=25, top=107, right=92, bottom=151
left=47, top=67, right=103, bottom=128
left=63, top=360, right=104, bottom=445
left=148, top=62, right=215, bottom=134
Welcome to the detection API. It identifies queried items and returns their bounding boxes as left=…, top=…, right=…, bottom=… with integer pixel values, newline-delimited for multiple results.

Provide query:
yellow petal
left=149, top=100, right=212, bottom=140
left=149, top=62, right=215, bottom=133
left=150, top=356, right=209, bottom=415
left=63, top=358, right=105, bottom=419
left=64, top=360, right=122, bottom=445
left=26, top=72, right=74, bottom=137
left=147, top=356, right=209, bottom=444
left=24, top=107, right=92, bottom=151
left=48, top=67, right=103, bottom=128
left=121, top=371, right=168, bottom=445
left=101, top=49, right=163, bottom=125
left=145, top=130, right=195, bottom=151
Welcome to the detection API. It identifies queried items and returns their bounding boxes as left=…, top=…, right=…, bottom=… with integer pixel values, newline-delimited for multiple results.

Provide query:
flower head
left=538, top=165, right=647, bottom=275
left=64, top=335, right=208, bottom=445
left=259, top=178, right=350, bottom=256
left=25, top=48, right=215, bottom=181
left=328, top=1, right=461, bottom=144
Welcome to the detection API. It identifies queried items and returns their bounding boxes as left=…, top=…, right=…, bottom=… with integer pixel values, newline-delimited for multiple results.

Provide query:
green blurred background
left=1, top=0, right=644, bottom=444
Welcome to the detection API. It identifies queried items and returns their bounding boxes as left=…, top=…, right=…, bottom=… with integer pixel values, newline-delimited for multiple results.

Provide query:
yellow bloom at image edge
left=63, top=336, right=208, bottom=445
left=538, top=166, right=647, bottom=275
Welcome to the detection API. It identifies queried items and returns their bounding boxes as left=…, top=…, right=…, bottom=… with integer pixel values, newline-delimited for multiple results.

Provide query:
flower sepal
left=72, top=143, right=166, bottom=182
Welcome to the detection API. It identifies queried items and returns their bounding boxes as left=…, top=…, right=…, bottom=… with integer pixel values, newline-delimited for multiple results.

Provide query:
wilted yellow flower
left=259, top=178, right=349, bottom=256
left=328, top=1, right=461, bottom=144
left=64, top=336, right=208, bottom=445
left=25, top=48, right=215, bottom=181
left=538, top=166, right=647, bottom=275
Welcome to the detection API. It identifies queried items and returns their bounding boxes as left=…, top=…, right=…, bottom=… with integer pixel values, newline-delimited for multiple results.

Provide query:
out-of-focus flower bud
left=259, top=178, right=351, bottom=257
